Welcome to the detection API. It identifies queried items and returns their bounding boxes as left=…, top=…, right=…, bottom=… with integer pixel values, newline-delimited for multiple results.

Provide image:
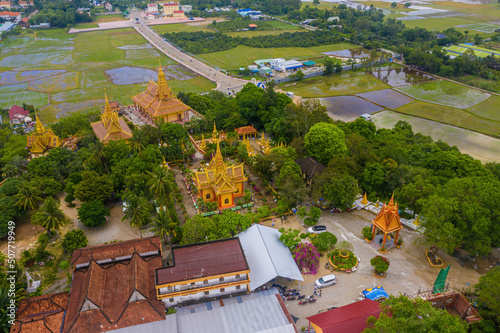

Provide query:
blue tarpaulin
left=362, top=287, right=388, bottom=301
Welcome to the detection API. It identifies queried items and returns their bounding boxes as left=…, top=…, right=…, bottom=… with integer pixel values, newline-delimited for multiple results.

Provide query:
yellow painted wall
left=219, top=193, right=233, bottom=208
left=234, top=181, right=244, bottom=197
left=173, top=11, right=185, bottom=17
left=201, top=188, right=215, bottom=202
left=163, top=4, right=179, bottom=15
left=310, top=323, right=323, bottom=333
left=162, top=112, right=182, bottom=123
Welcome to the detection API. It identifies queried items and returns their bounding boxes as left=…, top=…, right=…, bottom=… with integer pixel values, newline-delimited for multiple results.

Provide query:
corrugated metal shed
left=237, top=224, right=303, bottom=291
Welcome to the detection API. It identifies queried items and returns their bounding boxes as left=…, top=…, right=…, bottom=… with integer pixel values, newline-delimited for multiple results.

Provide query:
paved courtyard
left=258, top=209, right=483, bottom=330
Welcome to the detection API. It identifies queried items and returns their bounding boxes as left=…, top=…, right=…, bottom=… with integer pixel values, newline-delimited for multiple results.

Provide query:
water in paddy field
left=319, top=95, right=384, bottom=122
left=0, top=70, right=67, bottom=86
left=357, top=89, right=414, bottom=109
left=322, top=49, right=370, bottom=58
left=105, top=65, right=196, bottom=85
left=370, top=67, right=435, bottom=87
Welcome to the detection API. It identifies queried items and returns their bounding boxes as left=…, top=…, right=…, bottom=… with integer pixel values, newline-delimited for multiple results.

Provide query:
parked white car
left=315, top=274, right=337, bottom=288
left=308, top=225, right=327, bottom=234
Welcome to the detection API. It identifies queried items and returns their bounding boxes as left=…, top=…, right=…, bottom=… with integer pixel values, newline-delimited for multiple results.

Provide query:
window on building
left=169, top=298, right=174, bottom=303
left=204, top=291, right=209, bottom=296
left=206, top=193, right=210, bottom=199
left=219, top=277, right=224, bottom=282
left=191, top=282, right=196, bottom=286
left=235, top=274, right=240, bottom=279
left=224, top=198, right=229, bottom=204
left=220, top=288, right=225, bottom=293
left=204, top=280, right=208, bottom=284
left=168, top=286, right=173, bottom=291
left=236, top=285, right=241, bottom=290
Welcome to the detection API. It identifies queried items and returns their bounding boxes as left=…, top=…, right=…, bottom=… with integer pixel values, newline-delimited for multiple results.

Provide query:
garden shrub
left=371, top=255, right=390, bottom=274
left=59, top=260, right=70, bottom=270
left=327, top=248, right=358, bottom=270
left=313, top=232, right=338, bottom=252
left=292, top=243, right=320, bottom=275
left=362, top=226, right=373, bottom=240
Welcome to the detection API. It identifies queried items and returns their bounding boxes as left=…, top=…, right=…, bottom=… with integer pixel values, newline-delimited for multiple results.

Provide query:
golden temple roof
left=91, top=92, right=132, bottom=144
left=372, top=195, right=403, bottom=233
left=26, top=114, right=62, bottom=155
left=131, top=63, right=191, bottom=118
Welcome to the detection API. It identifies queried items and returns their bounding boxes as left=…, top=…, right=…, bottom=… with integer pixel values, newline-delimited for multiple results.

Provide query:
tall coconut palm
left=122, top=194, right=151, bottom=238
left=148, top=167, right=174, bottom=208
left=3, top=155, right=27, bottom=177
left=32, top=197, right=66, bottom=240
left=151, top=208, right=177, bottom=246
left=129, top=128, right=145, bottom=154
left=14, top=182, right=42, bottom=211
left=89, top=141, right=108, bottom=173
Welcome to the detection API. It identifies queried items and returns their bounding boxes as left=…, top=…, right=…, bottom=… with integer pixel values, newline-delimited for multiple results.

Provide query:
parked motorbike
left=286, top=296, right=296, bottom=301
left=297, top=295, right=306, bottom=300
left=308, top=298, right=317, bottom=303
left=298, top=300, right=307, bottom=305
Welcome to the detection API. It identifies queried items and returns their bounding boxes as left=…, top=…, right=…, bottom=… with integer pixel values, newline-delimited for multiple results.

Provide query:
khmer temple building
left=131, top=63, right=194, bottom=124
left=194, top=139, right=247, bottom=209
left=370, top=195, right=403, bottom=252
left=235, top=125, right=258, bottom=140
left=91, top=93, right=132, bottom=145
left=26, top=115, right=79, bottom=158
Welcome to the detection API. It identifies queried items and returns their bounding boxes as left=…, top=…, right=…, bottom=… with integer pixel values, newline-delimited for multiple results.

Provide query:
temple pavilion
left=26, top=115, right=63, bottom=158
left=131, top=63, right=193, bottom=124
left=235, top=125, right=258, bottom=140
left=91, top=93, right=132, bottom=145
left=193, top=138, right=247, bottom=209
left=370, top=195, right=403, bottom=252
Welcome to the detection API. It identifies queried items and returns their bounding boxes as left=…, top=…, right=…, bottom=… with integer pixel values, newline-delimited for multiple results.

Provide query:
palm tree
left=3, top=155, right=27, bottom=177
left=14, top=182, right=42, bottom=211
left=129, top=128, right=145, bottom=154
left=122, top=194, right=151, bottom=238
left=151, top=208, right=177, bottom=245
left=89, top=141, right=108, bottom=173
left=148, top=167, right=174, bottom=207
left=32, top=197, right=66, bottom=240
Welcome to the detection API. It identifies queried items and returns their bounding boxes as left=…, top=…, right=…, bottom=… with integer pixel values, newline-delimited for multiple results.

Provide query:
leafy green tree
left=3, top=155, right=27, bottom=177
left=13, top=181, right=42, bottom=211
left=148, top=167, right=174, bottom=207
left=151, top=209, right=178, bottom=245
left=475, top=266, right=500, bottom=325
left=313, top=170, right=358, bottom=208
left=305, top=207, right=321, bottom=226
left=215, top=211, right=253, bottom=237
left=129, top=128, right=146, bottom=154
left=404, top=2, right=411, bottom=8
left=74, top=171, right=114, bottom=203
left=31, top=197, right=66, bottom=239
left=62, top=229, right=88, bottom=254
left=279, top=228, right=301, bottom=249
left=391, top=2, right=397, bottom=8
left=87, top=141, right=108, bottom=173
left=285, top=100, right=332, bottom=138
left=370, top=255, right=390, bottom=274
left=313, top=0, right=320, bottom=5
left=78, top=200, right=110, bottom=228
left=122, top=194, right=152, bottom=237
left=181, top=215, right=218, bottom=245
left=304, top=122, right=347, bottom=165
left=364, top=295, right=468, bottom=332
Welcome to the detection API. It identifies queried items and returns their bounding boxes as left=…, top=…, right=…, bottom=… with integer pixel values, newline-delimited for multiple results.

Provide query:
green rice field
left=197, top=43, right=358, bottom=70
left=0, top=28, right=215, bottom=123
left=152, top=23, right=212, bottom=34
left=396, top=80, right=490, bottom=109
left=285, top=72, right=390, bottom=98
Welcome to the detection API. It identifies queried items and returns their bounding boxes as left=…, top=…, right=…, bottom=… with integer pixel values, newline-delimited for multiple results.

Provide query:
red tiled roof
left=21, top=17, right=28, bottom=22
left=307, top=299, right=384, bottom=333
left=10, top=292, right=69, bottom=333
left=163, top=3, right=179, bottom=6
left=63, top=253, right=165, bottom=333
left=8, top=105, right=29, bottom=121
left=70, top=236, right=161, bottom=266
left=235, top=125, right=257, bottom=135
left=91, top=117, right=132, bottom=144
left=372, top=197, right=403, bottom=233
left=0, top=11, right=20, bottom=16
left=131, top=81, right=190, bottom=118
left=248, top=24, right=258, bottom=28
left=156, top=238, right=249, bottom=285
left=173, top=10, right=183, bottom=13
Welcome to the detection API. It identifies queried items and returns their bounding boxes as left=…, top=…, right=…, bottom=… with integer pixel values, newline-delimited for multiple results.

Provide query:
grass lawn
left=401, top=16, right=484, bottom=31
left=72, top=14, right=128, bottom=29
left=225, top=29, right=303, bottom=37
left=466, top=95, right=500, bottom=122
left=0, top=28, right=215, bottom=123
left=360, top=1, right=416, bottom=12
left=395, top=101, right=500, bottom=137
left=427, top=1, right=500, bottom=19
left=372, top=110, right=500, bottom=163
left=265, top=20, right=302, bottom=30
left=152, top=23, right=212, bottom=34
left=197, top=43, right=358, bottom=70
left=396, top=80, right=490, bottom=109
left=285, top=72, right=390, bottom=98
left=300, top=1, right=335, bottom=10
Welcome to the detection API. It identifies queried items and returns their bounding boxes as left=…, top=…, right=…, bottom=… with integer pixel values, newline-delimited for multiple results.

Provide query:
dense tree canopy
left=304, top=122, right=348, bottom=165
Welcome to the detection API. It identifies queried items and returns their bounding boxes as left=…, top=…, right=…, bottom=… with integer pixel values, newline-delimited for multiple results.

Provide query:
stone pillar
left=382, top=233, right=388, bottom=249
left=395, top=230, right=400, bottom=243
left=372, top=225, right=376, bottom=240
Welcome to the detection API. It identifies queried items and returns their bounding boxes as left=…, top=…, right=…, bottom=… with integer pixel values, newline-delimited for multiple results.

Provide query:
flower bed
left=327, top=248, right=358, bottom=271
left=292, top=243, right=320, bottom=275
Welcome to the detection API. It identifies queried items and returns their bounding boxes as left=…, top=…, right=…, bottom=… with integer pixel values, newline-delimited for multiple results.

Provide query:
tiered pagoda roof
left=91, top=92, right=132, bottom=144
left=26, top=114, right=62, bottom=155
left=131, top=64, right=190, bottom=119
left=194, top=139, right=246, bottom=195
left=372, top=195, right=403, bottom=233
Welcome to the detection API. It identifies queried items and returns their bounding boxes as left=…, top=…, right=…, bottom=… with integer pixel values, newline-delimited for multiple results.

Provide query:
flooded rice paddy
left=370, top=67, right=435, bottom=87
left=319, top=95, right=384, bottom=121
left=0, top=70, right=67, bottom=85
left=39, top=100, right=104, bottom=119
left=29, top=72, right=79, bottom=92
left=357, top=89, right=414, bottom=109
left=105, top=65, right=195, bottom=85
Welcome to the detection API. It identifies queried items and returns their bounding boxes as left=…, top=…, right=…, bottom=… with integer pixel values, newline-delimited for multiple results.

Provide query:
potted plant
left=362, top=226, right=373, bottom=241
left=396, top=238, right=403, bottom=248
left=371, top=255, right=390, bottom=277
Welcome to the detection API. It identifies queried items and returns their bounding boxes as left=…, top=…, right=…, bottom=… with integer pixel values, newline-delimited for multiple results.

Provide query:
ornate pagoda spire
left=213, top=138, right=226, bottom=176
left=101, top=90, right=121, bottom=131
left=259, top=132, right=266, bottom=146
left=361, top=192, right=368, bottom=205
left=156, top=59, right=171, bottom=100
left=212, top=122, right=218, bottom=141
left=35, top=112, right=45, bottom=134
left=200, top=134, right=207, bottom=151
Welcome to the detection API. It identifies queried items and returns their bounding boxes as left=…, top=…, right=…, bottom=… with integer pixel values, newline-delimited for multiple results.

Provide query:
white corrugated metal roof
left=238, top=224, right=303, bottom=291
